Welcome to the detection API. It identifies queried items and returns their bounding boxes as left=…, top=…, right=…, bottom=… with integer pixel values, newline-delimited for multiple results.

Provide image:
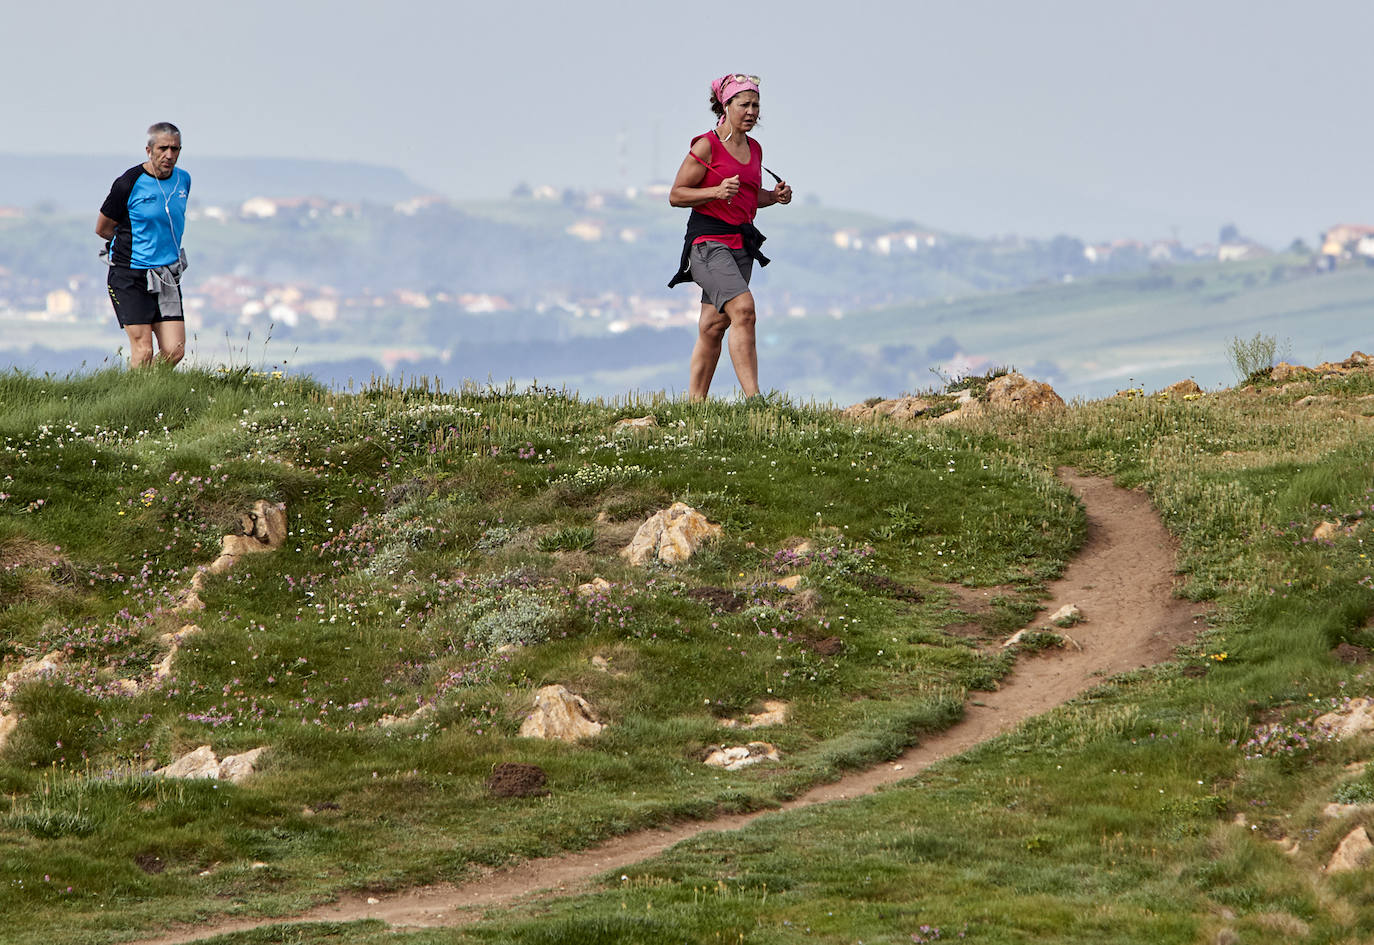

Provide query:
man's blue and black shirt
left=100, top=165, right=191, bottom=269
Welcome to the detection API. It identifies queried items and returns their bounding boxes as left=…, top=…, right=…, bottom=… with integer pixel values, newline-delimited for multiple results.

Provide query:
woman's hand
left=758, top=182, right=792, bottom=208
left=718, top=175, right=741, bottom=202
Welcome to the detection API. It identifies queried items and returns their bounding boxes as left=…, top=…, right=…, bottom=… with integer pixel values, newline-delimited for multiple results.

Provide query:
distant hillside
left=0, top=154, right=433, bottom=212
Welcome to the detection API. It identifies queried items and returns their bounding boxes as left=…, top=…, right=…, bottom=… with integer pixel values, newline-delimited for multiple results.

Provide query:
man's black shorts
left=107, top=267, right=183, bottom=327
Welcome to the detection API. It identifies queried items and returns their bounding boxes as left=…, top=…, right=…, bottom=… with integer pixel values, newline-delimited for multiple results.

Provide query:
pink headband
left=712, top=73, right=760, bottom=107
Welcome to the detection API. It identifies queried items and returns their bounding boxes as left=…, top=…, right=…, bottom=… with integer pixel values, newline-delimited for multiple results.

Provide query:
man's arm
left=95, top=212, right=117, bottom=241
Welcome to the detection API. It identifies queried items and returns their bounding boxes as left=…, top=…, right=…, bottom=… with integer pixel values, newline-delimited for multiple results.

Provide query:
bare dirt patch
left=129, top=469, right=1206, bottom=945
left=934, top=583, right=1024, bottom=640
left=937, top=583, right=1021, bottom=615
left=0, top=538, right=64, bottom=570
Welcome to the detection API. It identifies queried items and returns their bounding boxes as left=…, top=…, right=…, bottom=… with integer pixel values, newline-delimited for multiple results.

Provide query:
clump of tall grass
left=1226, top=332, right=1288, bottom=383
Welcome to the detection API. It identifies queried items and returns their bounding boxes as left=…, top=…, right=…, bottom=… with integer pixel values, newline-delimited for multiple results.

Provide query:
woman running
left=669, top=73, right=791, bottom=400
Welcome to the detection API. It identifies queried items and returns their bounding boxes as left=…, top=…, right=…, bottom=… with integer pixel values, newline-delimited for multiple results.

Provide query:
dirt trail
left=132, top=470, right=1203, bottom=944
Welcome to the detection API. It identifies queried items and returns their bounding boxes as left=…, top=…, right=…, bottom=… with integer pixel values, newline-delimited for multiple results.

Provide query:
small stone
left=377, top=703, right=435, bottom=729
left=1312, top=521, right=1341, bottom=541
left=577, top=577, right=613, bottom=598
left=702, top=741, right=780, bottom=770
left=1048, top=603, right=1082, bottom=625
left=612, top=415, right=659, bottom=433
left=719, top=700, right=789, bottom=729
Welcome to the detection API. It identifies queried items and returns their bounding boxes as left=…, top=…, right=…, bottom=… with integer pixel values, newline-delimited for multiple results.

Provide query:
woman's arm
left=669, top=138, right=739, bottom=208
left=757, top=181, right=793, bottom=208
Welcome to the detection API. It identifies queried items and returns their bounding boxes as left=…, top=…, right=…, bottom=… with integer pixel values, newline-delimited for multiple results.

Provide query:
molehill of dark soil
left=486, top=762, right=549, bottom=798
left=1333, top=642, right=1371, bottom=664
left=686, top=586, right=747, bottom=612
left=807, top=636, right=844, bottom=656
left=852, top=573, right=924, bottom=602
left=134, top=852, right=167, bottom=875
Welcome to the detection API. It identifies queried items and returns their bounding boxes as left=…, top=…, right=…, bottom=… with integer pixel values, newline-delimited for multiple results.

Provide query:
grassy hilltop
left=1, top=363, right=1373, bottom=944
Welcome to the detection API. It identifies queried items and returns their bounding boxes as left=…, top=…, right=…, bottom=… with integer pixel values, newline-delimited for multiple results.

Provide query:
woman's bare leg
left=722, top=291, right=759, bottom=396
left=688, top=303, right=729, bottom=399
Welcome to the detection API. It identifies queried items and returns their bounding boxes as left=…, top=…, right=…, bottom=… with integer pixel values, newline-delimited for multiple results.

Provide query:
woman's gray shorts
left=689, top=241, right=754, bottom=312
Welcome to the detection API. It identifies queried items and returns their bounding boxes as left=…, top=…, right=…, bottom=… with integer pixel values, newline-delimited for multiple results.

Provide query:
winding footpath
left=132, top=470, right=1203, bottom=944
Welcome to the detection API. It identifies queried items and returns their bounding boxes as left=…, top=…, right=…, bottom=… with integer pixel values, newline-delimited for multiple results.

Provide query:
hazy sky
left=7, top=0, right=1372, bottom=245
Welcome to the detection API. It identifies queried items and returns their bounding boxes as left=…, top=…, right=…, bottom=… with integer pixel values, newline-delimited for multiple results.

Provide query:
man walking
left=96, top=122, right=190, bottom=367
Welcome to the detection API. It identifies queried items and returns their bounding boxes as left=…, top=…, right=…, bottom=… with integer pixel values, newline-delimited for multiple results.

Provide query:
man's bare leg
left=125, top=325, right=155, bottom=367
left=152, top=321, right=186, bottom=366
left=688, top=303, right=729, bottom=400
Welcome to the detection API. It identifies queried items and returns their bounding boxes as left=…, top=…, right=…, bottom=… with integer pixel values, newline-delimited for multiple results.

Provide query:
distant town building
left=45, top=289, right=75, bottom=319
left=1321, top=223, right=1374, bottom=260
left=1217, top=241, right=1268, bottom=262
left=566, top=220, right=603, bottom=242
left=394, top=195, right=450, bottom=215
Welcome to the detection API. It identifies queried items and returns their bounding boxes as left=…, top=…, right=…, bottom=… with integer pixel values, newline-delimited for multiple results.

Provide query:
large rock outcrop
left=620, top=503, right=721, bottom=566
left=179, top=500, right=288, bottom=611
left=1325, top=826, right=1373, bottom=873
left=985, top=372, right=1066, bottom=411
left=1271, top=351, right=1374, bottom=383
left=1315, top=697, right=1374, bottom=739
left=518, top=685, right=604, bottom=742
left=937, top=373, right=1065, bottom=423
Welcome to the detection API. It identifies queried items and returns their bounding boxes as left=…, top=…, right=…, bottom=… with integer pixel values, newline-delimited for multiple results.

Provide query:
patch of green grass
left=536, top=525, right=595, bottom=553
left=4, top=364, right=1374, bottom=945
left=0, top=369, right=1092, bottom=942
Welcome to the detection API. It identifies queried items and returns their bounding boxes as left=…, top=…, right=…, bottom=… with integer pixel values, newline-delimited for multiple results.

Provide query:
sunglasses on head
left=724, top=73, right=760, bottom=85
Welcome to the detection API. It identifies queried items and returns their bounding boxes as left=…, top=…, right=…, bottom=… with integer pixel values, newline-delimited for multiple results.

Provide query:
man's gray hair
left=147, top=122, right=181, bottom=147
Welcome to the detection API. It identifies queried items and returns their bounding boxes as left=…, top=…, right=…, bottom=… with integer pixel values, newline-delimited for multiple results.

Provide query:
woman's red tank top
left=690, top=131, right=763, bottom=250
